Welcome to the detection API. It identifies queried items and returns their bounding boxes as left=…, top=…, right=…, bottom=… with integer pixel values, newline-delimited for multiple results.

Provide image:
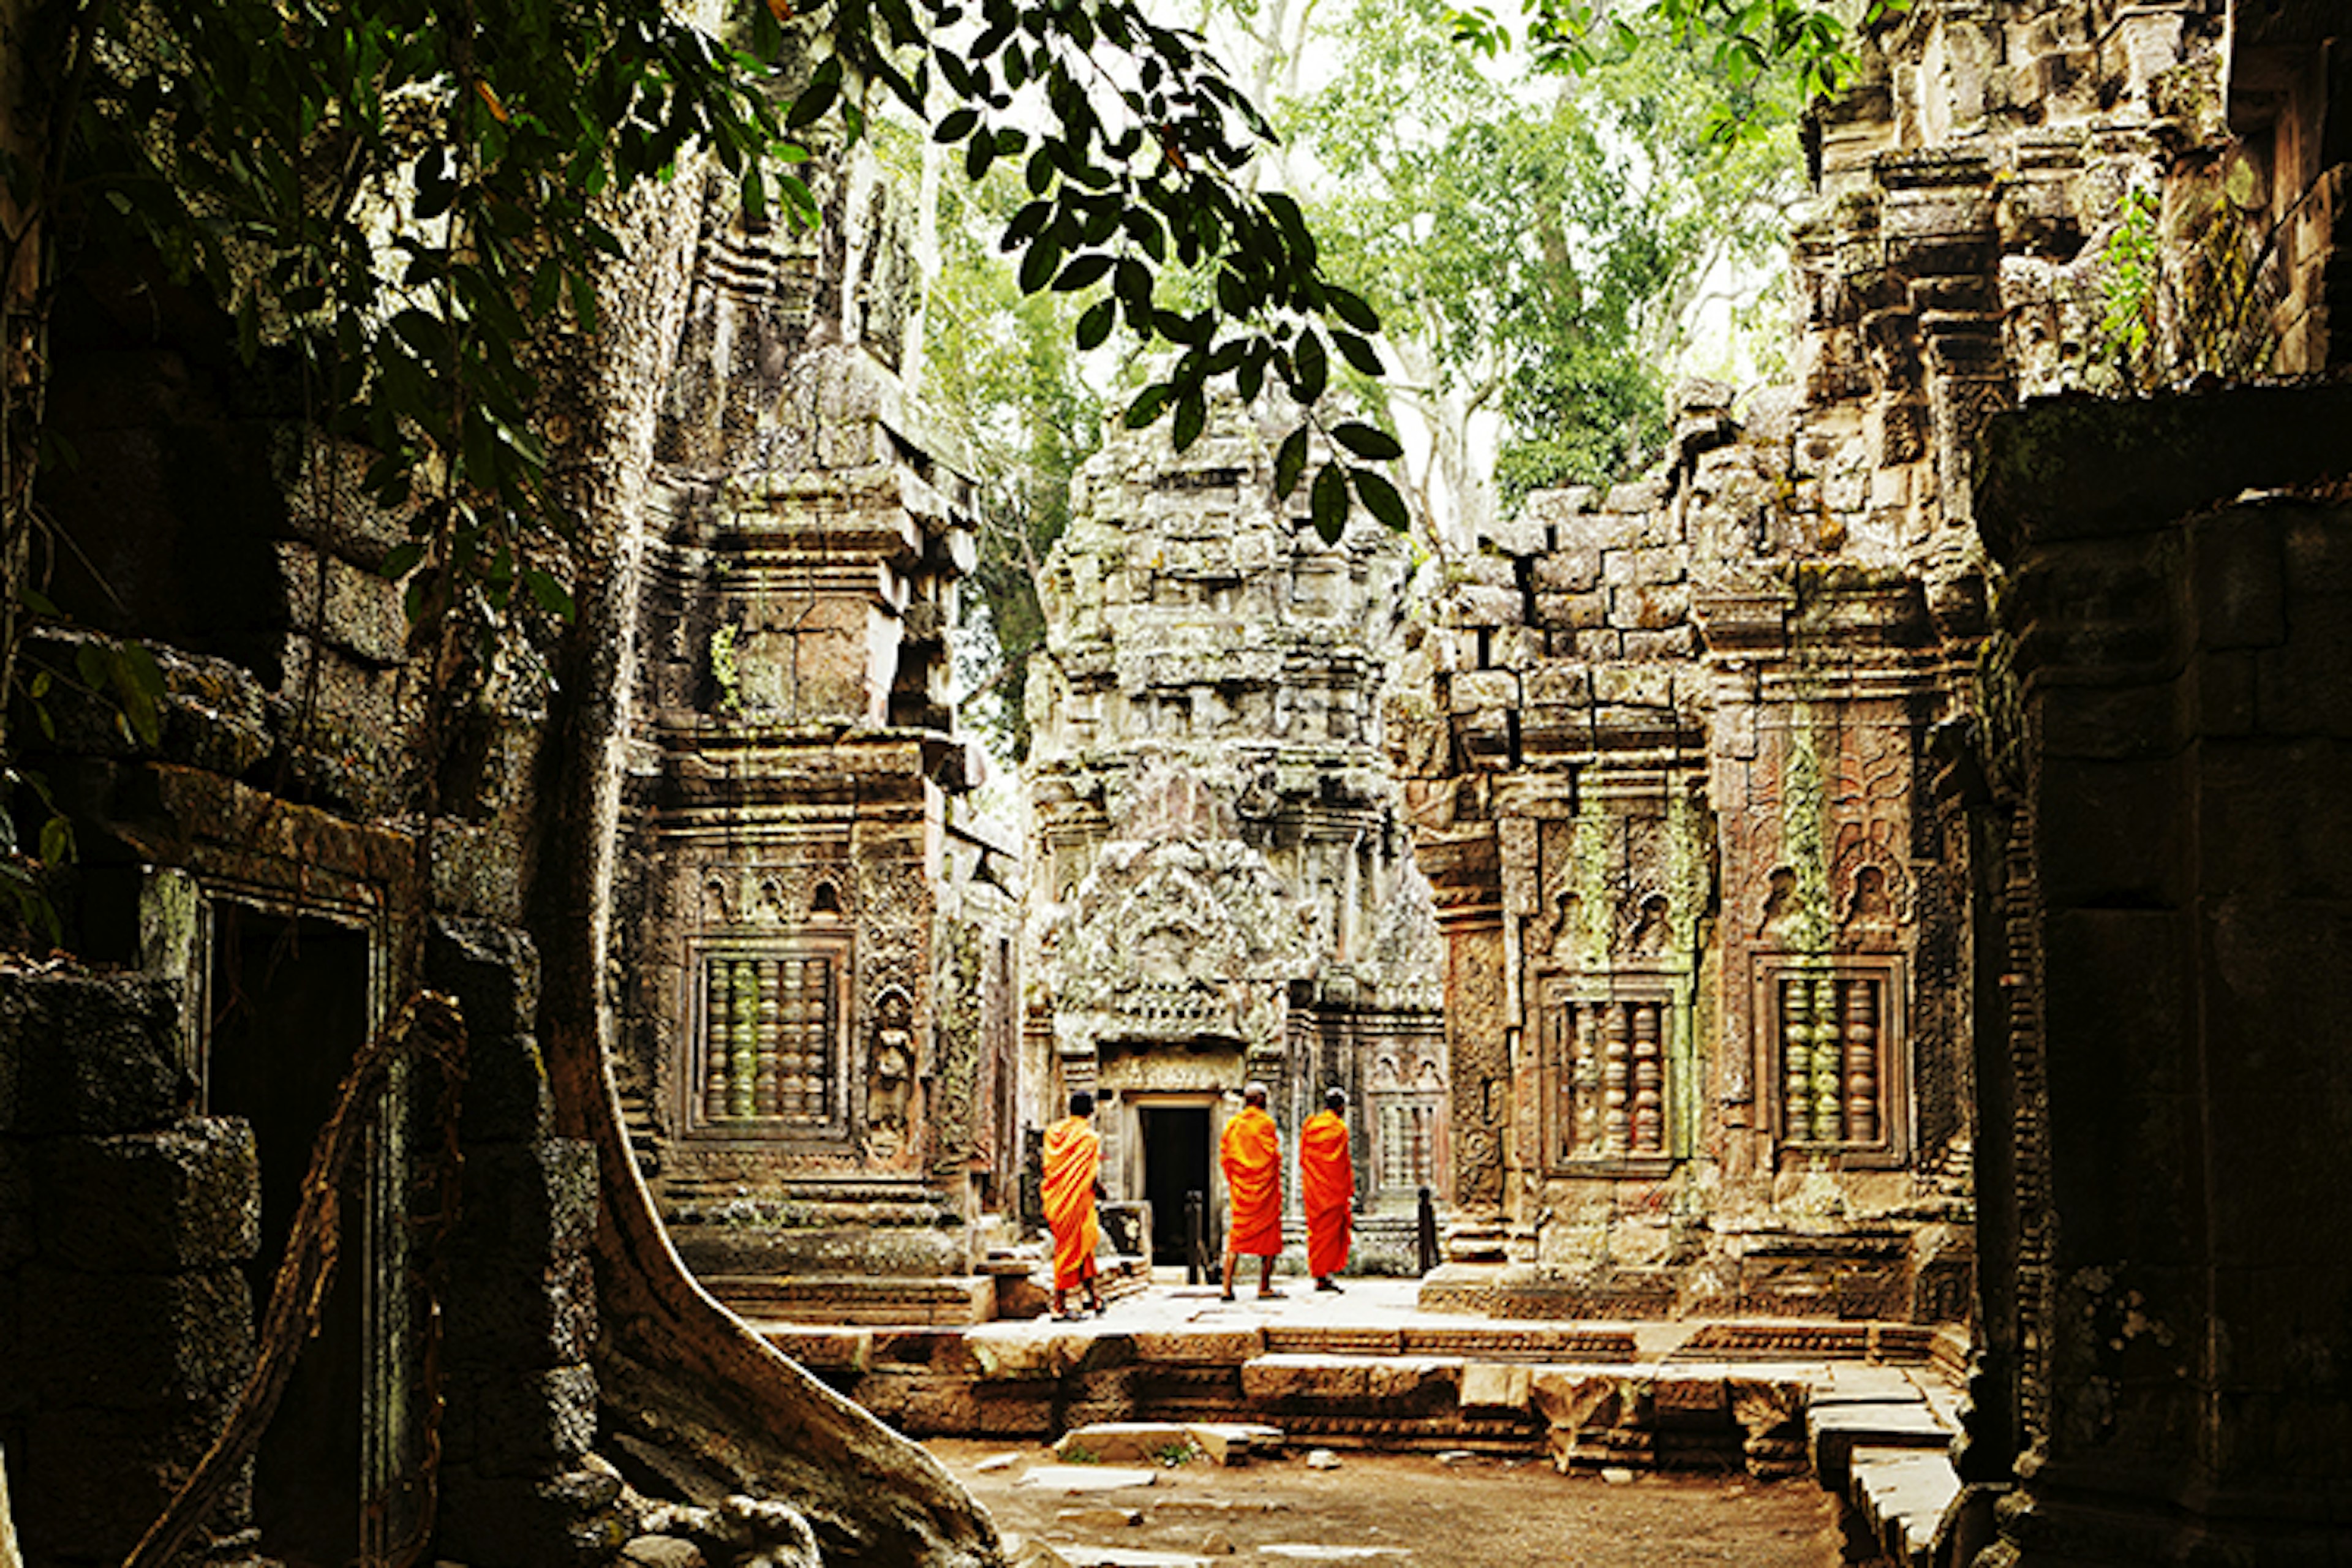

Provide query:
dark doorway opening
left=206, top=903, right=372, bottom=1568
left=1139, top=1105, right=1212, bottom=1265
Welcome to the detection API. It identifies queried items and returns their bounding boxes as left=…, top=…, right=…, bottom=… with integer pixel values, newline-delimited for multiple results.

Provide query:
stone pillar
left=1977, top=387, right=2352, bottom=1564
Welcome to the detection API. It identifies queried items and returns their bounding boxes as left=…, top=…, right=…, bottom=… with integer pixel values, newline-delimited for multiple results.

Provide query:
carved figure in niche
left=1373, top=1053, right=1402, bottom=1091
left=703, top=872, right=740, bottom=926
left=1625, top=892, right=1671, bottom=957
left=1760, top=868, right=1799, bottom=940
left=1548, top=891, right=1583, bottom=966
left=867, top=984, right=916, bottom=1153
left=1845, top=864, right=1894, bottom=929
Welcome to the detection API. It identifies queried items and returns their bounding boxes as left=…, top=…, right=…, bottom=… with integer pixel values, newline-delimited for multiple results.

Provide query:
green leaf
left=934, top=107, right=979, bottom=143
left=1124, top=384, right=1169, bottom=428
left=1274, top=426, right=1310, bottom=499
left=1075, top=296, right=1116, bottom=351
left=1351, top=466, right=1411, bottom=531
left=1331, top=421, right=1404, bottom=461
left=381, top=541, right=427, bottom=580
left=1332, top=330, right=1385, bottom=379
left=522, top=567, right=573, bottom=620
left=1291, top=328, right=1329, bottom=402
left=1310, top=460, right=1350, bottom=541
left=1172, top=389, right=1207, bottom=453
left=1325, top=285, right=1381, bottom=334
left=1054, top=252, right=1112, bottom=292
left=39, top=815, right=74, bottom=869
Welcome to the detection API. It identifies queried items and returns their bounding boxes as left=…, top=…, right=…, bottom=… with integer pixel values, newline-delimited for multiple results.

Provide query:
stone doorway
left=1136, top=1101, right=1215, bottom=1266
left=202, top=900, right=376, bottom=1568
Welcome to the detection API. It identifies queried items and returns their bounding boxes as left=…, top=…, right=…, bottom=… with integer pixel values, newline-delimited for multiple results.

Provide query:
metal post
left=1185, top=1189, right=1207, bottom=1285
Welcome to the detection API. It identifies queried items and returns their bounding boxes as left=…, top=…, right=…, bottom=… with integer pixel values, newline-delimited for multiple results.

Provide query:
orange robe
left=1041, top=1115, right=1101, bottom=1292
left=1220, top=1105, right=1283, bottom=1257
left=1298, top=1109, right=1354, bottom=1280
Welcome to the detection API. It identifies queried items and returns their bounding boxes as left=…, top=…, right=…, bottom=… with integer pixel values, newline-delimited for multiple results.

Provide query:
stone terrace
left=752, top=1278, right=1971, bottom=1566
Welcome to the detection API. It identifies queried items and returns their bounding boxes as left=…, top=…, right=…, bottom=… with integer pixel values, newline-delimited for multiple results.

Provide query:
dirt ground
left=927, top=1438, right=1844, bottom=1567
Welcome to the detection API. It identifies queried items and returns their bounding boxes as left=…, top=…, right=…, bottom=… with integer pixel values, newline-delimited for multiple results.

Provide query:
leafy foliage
left=1276, top=0, right=1799, bottom=527
left=0, top=0, right=1396, bottom=941
left=1445, top=0, right=1907, bottom=141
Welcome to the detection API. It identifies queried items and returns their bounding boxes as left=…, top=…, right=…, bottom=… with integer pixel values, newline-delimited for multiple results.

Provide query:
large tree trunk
left=526, top=153, right=1001, bottom=1568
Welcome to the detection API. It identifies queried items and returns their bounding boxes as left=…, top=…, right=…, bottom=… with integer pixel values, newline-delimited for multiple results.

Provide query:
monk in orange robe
left=1219, top=1082, right=1284, bottom=1300
left=1299, top=1086, right=1354, bottom=1292
left=1042, top=1090, right=1106, bottom=1319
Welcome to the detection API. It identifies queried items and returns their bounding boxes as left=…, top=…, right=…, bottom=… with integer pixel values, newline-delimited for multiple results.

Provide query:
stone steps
left=747, top=1305, right=1970, bottom=1558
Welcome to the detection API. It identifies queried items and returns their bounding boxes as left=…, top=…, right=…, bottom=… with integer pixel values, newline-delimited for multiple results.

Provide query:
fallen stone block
left=1016, top=1465, right=1161, bottom=1494
left=1055, top=1423, right=1196, bottom=1464
left=1457, top=1362, right=1532, bottom=1413
left=1185, top=1422, right=1284, bottom=1466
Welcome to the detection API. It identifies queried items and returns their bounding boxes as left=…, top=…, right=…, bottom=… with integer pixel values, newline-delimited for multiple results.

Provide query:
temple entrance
left=1137, top=1102, right=1214, bottom=1266
left=203, top=900, right=374, bottom=1568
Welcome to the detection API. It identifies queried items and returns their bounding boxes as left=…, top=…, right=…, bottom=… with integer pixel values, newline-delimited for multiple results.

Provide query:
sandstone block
left=1532, top=552, right=1602, bottom=594
left=1238, top=1354, right=1368, bottom=1403
left=1449, top=671, right=1519, bottom=712
left=1458, top=1362, right=1532, bottom=1412
left=1016, top=1465, right=1159, bottom=1493
left=0, top=973, right=186, bottom=1137
left=1613, top=582, right=1691, bottom=631
left=1446, top=584, right=1523, bottom=628
left=38, top=1120, right=258, bottom=1272
left=450, top=1362, right=599, bottom=1477
left=1185, top=1422, right=1285, bottom=1465
left=1602, top=548, right=1687, bottom=589
left=1056, top=1423, right=1195, bottom=1463
left=1533, top=590, right=1608, bottom=631
left=15, top=1263, right=251, bottom=1411
left=1131, top=1328, right=1262, bottom=1365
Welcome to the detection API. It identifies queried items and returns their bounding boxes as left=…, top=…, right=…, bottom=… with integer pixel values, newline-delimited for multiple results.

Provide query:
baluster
left=1782, top=979, right=1811, bottom=1140
left=1631, top=1002, right=1664, bottom=1153
left=1812, top=975, right=1842, bottom=1142
left=755, top=959, right=782, bottom=1116
left=728, top=958, right=758, bottom=1119
left=808, top=957, right=832, bottom=1117
left=703, top=959, right=732, bottom=1122
left=785, top=957, right=812, bottom=1117
left=1603, top=1002, right=1631, bottom=1156
left=1845, top=978, right=1880, bottom=1142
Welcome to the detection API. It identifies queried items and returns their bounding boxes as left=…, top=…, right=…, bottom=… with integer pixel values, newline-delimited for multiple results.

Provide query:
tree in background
left=1278, top=0, right=1802, bottom=547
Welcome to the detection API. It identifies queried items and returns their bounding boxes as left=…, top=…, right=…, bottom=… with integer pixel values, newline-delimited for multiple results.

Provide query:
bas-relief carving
left=1449, top=922, right=1509, bottom=1210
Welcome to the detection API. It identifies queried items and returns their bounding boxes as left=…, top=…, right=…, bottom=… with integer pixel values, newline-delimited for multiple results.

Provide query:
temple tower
left=1027, top=399, right=1444, bottom=1272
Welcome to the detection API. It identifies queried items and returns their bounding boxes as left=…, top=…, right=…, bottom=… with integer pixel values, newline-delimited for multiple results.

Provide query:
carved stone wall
left=1391, top=0, right=2260, bottom=1319
left=1028, top=397, right=1444, bottom=1264
left=614, top=147, right=1012, bottom=1318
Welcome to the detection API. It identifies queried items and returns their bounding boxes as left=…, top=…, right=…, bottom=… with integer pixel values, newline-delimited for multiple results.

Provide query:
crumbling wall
left=1388, top=0, right=2255, bottom=1319
left=0, top=974, right=254, bottom=1567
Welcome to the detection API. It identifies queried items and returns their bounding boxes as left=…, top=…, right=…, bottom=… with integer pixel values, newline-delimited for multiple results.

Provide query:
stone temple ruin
left=611, top=156, right=1025, bottom=1327
left=1025, top=399, right=1445, bottom=1275
left=2, top=1, right=2350, bottom=1566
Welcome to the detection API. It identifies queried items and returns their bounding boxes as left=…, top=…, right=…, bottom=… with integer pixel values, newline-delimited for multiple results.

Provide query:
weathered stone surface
left=1016, top=1465, right=1160, bottom=1494
left=620, top=1533, right=706, bottom=1568
left=37, top=1119, right=258, bottom=1272
left=0, top=974, right=186, bottom=1138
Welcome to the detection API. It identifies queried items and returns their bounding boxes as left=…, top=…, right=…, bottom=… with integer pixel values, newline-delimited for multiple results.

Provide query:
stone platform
left=748, top=1273, right=1972, bottom=1562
